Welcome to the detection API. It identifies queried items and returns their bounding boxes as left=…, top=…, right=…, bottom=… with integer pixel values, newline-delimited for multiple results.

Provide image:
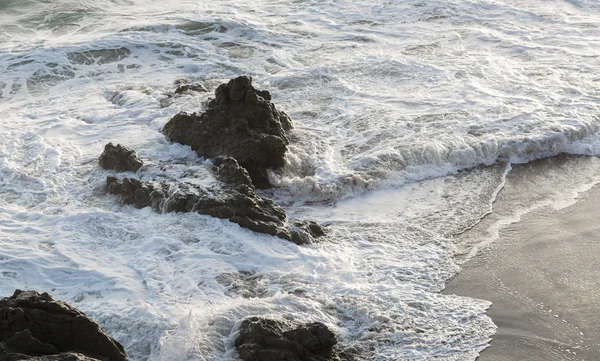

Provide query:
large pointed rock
left=162, top=76, right=292, bottom=189
left=0, top=290, right=127, bottom=361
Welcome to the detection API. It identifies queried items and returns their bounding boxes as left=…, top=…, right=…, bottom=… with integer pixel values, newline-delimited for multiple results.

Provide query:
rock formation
left=162, top=76, right=292, bottom=189
left=103, top=78, right=325, bottom=243
left=235, top=317, right=338, bottom=361
left=0, top=290, right=127, bottom=361
left=106, top=157, right=324, bottom=244
left=98, top=143, right=143, bottom=172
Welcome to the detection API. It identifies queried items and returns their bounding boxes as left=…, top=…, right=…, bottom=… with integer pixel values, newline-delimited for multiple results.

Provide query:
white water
left=1, top=0, right=600, bottom=360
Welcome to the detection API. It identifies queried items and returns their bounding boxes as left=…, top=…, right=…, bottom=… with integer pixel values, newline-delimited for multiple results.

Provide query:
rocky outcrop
left=235, top=317, right=338, bottom=361
left=102, top=78, right=325, bottom=244
left=106, top=157, right=324, bottom=244
left=0, top=290, right=127, bottom=361
left=98, top=143, right=143, bottom=172
left=162, top=76, right=293, bottom=189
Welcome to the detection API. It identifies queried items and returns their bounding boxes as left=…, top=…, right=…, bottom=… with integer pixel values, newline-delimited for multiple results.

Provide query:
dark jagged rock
left=106, top=157, right=324, bottom=244
left=0, top=290, right=127, bottom=361
left=162, top=76, right=293, bottom=189
left=98, top=143, right=143, bottom=172
left=235, top=317, right=338, bottom=361
left=106, top=176, right=285, bottom=236
left=291, top=221, right=327, bottom=246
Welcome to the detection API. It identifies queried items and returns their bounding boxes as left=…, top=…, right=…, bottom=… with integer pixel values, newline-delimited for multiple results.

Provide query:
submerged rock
left=216, top=271, right=268, bottom=299
left=160, top=80, right=210, bottom=108
left=98, top=143, right=143, bottom=172
left=162, top=76, right=293, bottom=189
left=174, top=82, right=208, bottom=94
left=0, top=290, right=127, bottom=361
left=235, top=317, right=338, bottom=361
left=106, top=157, right=324, bottom=244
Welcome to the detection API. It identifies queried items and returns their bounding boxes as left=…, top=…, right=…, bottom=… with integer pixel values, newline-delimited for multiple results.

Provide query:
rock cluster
left=235, top=317, right=339, bottom=361
left=163, top=76, right=292, bottom=189
left=100, top=77, right=325, bottom=243
left=0, top=290, right=127, bottom=361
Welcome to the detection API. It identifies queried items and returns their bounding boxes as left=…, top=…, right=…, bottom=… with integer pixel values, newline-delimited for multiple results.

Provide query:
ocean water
left=1, top=0, right=600, bottom=360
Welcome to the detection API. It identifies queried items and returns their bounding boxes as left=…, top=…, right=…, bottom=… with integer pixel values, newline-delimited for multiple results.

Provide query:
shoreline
left=444, top=155, right=600, bottom=361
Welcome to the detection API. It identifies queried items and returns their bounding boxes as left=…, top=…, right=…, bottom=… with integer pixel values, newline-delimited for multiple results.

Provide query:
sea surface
left=1, top=0, right=599, bottom=360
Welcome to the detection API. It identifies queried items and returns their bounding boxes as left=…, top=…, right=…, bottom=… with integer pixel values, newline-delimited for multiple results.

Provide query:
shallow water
left=1, top=0, right=600, bottom=360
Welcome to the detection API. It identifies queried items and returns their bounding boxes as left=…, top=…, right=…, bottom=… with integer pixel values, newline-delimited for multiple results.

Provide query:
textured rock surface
left=162, top=76, right=292, bottom=189
left=0, top=290, right=127, bottom=361
left=106, top=157, right=324, bottom=244
left=235, top=317, right=338, bottom=361
left=98, top=143, right=143, bottom=172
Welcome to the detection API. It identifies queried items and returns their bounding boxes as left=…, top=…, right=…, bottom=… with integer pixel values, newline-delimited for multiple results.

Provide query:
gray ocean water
left=1, top=0, right=600, bottom=360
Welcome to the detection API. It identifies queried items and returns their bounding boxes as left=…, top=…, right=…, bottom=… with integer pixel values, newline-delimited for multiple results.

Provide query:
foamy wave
left=271, top=121, right=600, bottom=201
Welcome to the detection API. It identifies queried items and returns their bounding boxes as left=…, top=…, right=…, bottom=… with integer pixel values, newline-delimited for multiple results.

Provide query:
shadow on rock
left=0, top=290, right=127, bottom=361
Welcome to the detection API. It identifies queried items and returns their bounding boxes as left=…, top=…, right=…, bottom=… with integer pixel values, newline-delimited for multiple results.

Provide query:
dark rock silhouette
left=235, top=317, right=338, bottom=361
left=0, top=290, right=127, bottom=361
left=162, top=76, right=292, bottom=189
left=106, top=157, right=324, bottom=244
left=98, top=143, right=143, bottom=172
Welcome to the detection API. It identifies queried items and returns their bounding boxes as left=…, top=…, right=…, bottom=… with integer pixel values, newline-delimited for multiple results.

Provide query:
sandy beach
left=445, top=155, right=600, bottom=361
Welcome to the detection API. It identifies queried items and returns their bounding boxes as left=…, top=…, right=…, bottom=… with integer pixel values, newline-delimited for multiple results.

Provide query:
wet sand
left=444, top=156, right=600, bottom=361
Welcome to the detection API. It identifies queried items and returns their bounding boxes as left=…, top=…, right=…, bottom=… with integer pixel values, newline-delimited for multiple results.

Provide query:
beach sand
left=444, top=155, right=600, bottom=361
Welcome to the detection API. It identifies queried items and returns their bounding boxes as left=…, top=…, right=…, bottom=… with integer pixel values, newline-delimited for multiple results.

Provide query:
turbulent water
left=1, top=0, right=600, bottom=360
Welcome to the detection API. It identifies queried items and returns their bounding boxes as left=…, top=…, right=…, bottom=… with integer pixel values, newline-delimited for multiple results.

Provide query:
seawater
left=1, top=0, right=599, bottom=360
